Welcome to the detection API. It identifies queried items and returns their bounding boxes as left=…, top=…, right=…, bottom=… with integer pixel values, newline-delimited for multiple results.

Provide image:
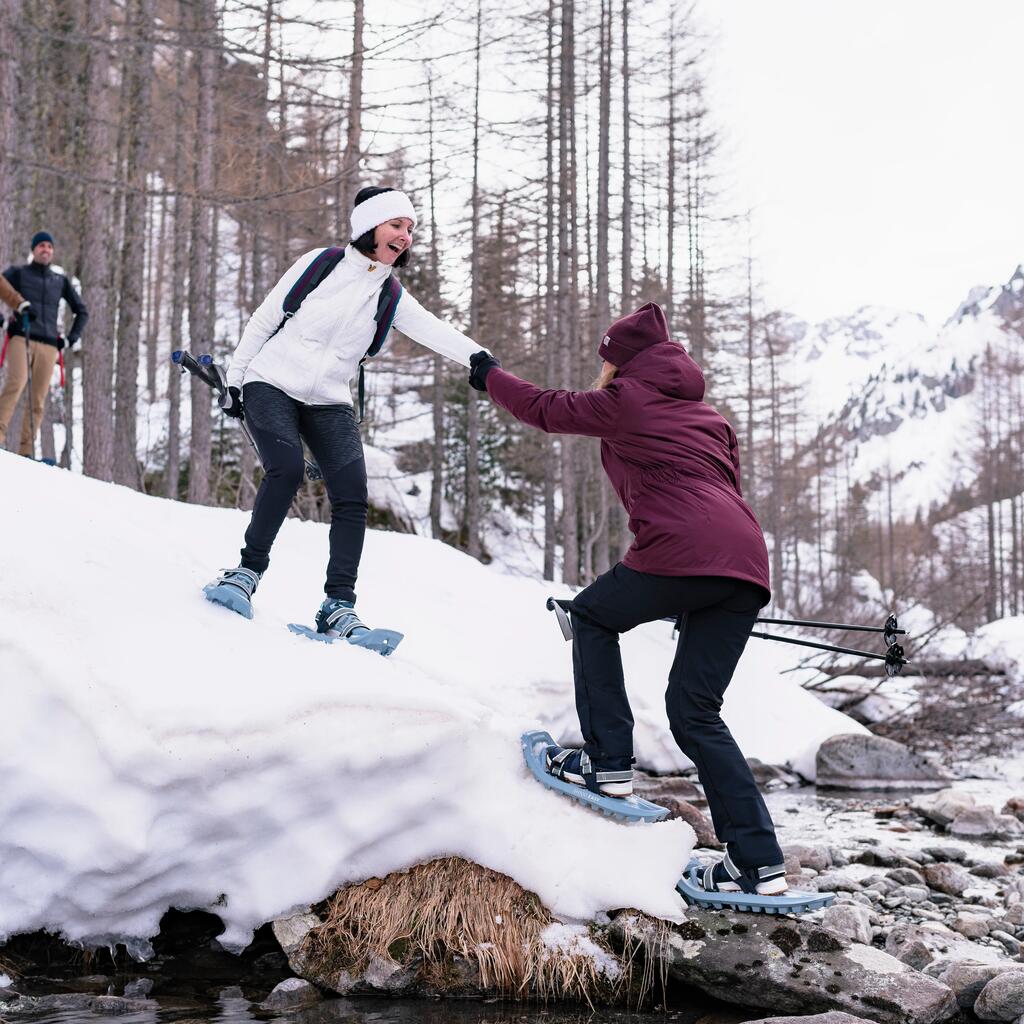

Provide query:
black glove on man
left=220, top=385, right=244, bottom=419
left=468, top=350, right=500, bottom=392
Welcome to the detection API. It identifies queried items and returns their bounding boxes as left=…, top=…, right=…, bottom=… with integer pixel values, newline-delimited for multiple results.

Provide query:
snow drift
left=0, top=451, right=861, bottom=952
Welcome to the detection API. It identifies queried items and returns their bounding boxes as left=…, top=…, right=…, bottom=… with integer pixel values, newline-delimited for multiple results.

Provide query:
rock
left=90, top=995, right=154, bottom=1016
left=989, top=931, right=1021, bottom=956
left=665, top=799, right=722, bottom=848
left=1002, top=798, right=1024, bottom=823
left=633, top=771, right=703, bottom=804
left=122, top=979, right=153, bottom=999
left=939, top=962, right=1018, bottom=1010
left=896, top=940, right=934, bottom=971
left=924, top=863, right=974, bottom=896
left=922, top=846, right=967, bottom=863
left=815, top=873, right=863, bottom=893
left=892, top=885, right=931, bottom=903
left=821, top=904, right=873, bottom=946
left=953, top=913, right=993, bottom=939
left=888, top=868, right=927, bottom=887
left=784, top=844, right=834, bottom=873
left=611, top=910, right=957, bottom=1024
left=746, top=758, right=803, bottom=789
left=0, top=994, right=154, bottom=1017
left=974, top=862, right=1012, bottom=879
left=271, top=910, right=322, bottom=975
left=975, top=970, right=1024, bottom=1021
left=816, top=734, right=952, bottom=791
left=913, top=790, right=977, bottom=827
left=950, top=808, right=1024, bottom=841
left=742, top=1014, right=879, bottom=1024
left=260, top=978, right=323, bottom=1010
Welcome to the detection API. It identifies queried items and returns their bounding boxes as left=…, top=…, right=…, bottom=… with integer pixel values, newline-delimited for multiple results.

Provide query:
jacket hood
left=616, top=341, right=705, bottom=401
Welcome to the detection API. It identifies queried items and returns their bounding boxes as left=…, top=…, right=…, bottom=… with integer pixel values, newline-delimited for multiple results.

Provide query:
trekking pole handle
left=171, top=349, right=222, bottom=392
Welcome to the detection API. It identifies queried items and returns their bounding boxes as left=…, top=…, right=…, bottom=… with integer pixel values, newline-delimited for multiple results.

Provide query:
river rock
left=913, top=790, right=976, bottom=827
left=611, top=909, right=956, bottom=1024
left=888, top=867, right=927, bottom=886
left=821, top=904, right=873, bottom=946
left=924, top=862, right=974, bottom=896
left=975, top=970, right=1024, bottom=1021
left=260, top=978, right=323, bottom=1010
left=816, top=735, right=952, bottom=790
left=665, top=800, right=721, bottom=848
left=938, top=962, right=1021, bottom=1010
left=747, top=758, right=803, bottom=789
left=741, top=1014, right=879, bottom=1024
left=949, top=808, right=1024, bottom=841
left=271, top=910, right=321, bottom=975
left=784, top=844, right=834, bottom=873
left=815, top=872, right=862, bottom=893
left=1001, top=798, right=1024, bottom=823
left=954, top=912, right=994, bottom=939
left=633, top=771, right=703, bottom=804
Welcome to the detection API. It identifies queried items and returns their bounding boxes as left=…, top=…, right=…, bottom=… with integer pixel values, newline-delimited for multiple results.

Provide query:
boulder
left=746, top=758, right=803, bottom=789
left=923, top=863, right=974, bottom=897
left=611, top=909, right=957, bottom=1024
left=783, top=844, right=834, bottom=873
left=953, top=913, right=994, bottom=940
left=271, top=910, right=321, bottom=975
left=666, top=800, right=722, bottom=848
left=939, top=962, right=1020, bottom=1010
left=741, top=1014, right=878, bottom=1024
left=820, top=904, right=873, bottom=946
left=913, top=790, right=976, bottom=827
left=888, top=867, right=927, bottom=887
left=815, top=873, right=863, bottom=893
left=1001, top=797, right=1024, bottom=823
left=260, top=978, right=323, bottom=1010
left=949, top=808, right=1024, bottom=841
left=975, top=970, right=1024, bottom=1021
left=816, top=735, right=952, bottom=790
left=633, top=771, right=703, bottom=804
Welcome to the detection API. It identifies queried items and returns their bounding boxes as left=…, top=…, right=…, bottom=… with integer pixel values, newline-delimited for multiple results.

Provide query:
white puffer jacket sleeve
left=226, top=248, right=325, bottom=389
left=393, top=289, right=484, bottom=368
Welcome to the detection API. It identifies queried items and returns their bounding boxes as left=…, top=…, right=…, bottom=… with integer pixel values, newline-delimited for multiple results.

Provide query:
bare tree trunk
left=187, top=0, right=217, bottom=504
left=113, top=0, right=156, bottom=489
left=80, top=0, right=117, bottom=481
left=426, top=71, right=445, bottom=540
left=0, top=0, right=21, bottom=254
left=542, top=0, right=557, bottom=580
left=465, top=1, right=483, bottom=559
left=558, top=0, right=579, bottom=585
left=619, top=0, right=632, bottom=314
left=146, top=189, right=169, bottom=403
left=339, top=0, right=364, bottom=219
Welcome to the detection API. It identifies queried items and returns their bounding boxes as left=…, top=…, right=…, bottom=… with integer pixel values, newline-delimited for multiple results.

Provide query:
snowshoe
left=520, top=730, right=668, bottom=824
left=676, top=856, right=833, bottom=915
left=203, top=566, right=261, bottom=619
left=287, top=598, right=403, bottom=657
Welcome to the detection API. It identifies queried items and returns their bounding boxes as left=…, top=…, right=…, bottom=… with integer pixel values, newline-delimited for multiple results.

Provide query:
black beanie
left=31, top=231, right=54, bottom=249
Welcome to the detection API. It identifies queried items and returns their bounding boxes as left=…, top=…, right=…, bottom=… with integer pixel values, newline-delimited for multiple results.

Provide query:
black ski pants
left=239, top=382, right=367, bottom=602
left=570, top=563, right=783, bottom=869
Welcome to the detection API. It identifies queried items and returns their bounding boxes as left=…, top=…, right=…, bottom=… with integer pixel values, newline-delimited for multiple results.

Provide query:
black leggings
left=571, top=563, right=783, bottom=869
left=239, top=382, right=367, bottom=602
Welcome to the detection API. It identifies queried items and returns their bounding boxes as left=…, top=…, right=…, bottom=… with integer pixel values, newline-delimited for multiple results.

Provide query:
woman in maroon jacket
left=468, top=303, right=787, bottom=898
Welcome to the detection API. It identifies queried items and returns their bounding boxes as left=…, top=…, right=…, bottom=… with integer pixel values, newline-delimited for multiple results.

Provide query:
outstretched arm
left=392, top=290, right=483, bottom=367
left=484, top=366, right=627, bottom=438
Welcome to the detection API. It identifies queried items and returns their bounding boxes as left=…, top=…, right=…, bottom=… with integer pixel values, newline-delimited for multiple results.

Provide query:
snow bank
left=0, top=452, right=858, bottom=952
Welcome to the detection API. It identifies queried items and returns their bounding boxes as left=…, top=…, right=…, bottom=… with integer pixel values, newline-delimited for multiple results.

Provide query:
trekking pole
left=23, top=311, right=35, bottom=460
left=171, top=350, right=322, bottom=481
left=545, top=598, right=909, bottom=676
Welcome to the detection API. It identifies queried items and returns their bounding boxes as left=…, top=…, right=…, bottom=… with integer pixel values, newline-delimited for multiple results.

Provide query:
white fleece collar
left=343, top=243, right=393, bottom=277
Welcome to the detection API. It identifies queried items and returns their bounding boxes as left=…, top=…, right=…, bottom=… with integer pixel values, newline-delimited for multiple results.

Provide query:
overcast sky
left=704, top=0, right=1024, bottom=325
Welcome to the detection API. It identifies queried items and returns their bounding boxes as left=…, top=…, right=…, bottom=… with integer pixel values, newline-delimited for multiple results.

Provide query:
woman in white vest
left=203, top=186, right=480, bottom=644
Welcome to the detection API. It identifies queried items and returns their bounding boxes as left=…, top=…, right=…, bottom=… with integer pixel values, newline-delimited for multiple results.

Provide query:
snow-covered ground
left=0, top=451, right=863, bottom=953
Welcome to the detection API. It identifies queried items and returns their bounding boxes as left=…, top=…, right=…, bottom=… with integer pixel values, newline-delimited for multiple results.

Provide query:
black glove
left=220, top=385, right=244, bottom=419
left=469, top=350, right=501, bottom=392
left=16, top=300, right=36, bottom=323
left=56, top=335, right=69, bottom=351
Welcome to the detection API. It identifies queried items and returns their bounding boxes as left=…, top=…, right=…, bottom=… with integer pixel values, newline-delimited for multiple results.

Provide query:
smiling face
left=32, top=241, right=54, bottom=266
left=371, top=218, right=413, bottom=266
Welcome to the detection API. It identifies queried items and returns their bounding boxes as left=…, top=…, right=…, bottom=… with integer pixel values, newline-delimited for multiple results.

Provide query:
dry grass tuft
left=303, top=857, right=633, bottom=1005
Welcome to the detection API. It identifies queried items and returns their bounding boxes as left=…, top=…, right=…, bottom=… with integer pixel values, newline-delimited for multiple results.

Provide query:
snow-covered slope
left=0, top=452, right=860, bottom=952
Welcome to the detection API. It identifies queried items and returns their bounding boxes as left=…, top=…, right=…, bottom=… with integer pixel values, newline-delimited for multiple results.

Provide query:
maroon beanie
left=598, top=302, right=670, bottom=366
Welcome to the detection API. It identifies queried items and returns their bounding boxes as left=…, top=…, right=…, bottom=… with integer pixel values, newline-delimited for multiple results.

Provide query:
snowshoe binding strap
left=316, top=599, right=370, bottom=638
left=545, top=746, right=633, bottom=796
left=213, top=566, right=261, bottom=599
left=701, top=853, right=787, bottom=896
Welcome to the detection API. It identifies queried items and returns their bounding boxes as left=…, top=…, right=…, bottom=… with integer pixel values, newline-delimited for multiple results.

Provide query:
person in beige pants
left=0, top=232, right=88, bottom=455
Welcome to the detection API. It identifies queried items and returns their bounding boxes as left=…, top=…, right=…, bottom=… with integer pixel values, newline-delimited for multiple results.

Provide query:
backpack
left=269, top=246, right=403, bottom=421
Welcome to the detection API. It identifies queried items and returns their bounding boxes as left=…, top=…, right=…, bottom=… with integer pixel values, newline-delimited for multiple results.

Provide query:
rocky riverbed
left=3, top=740, right=1023, bottom=1024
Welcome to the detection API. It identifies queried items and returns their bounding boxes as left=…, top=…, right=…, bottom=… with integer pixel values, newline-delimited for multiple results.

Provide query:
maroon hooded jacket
left=485, top=307, right=771, bottom=603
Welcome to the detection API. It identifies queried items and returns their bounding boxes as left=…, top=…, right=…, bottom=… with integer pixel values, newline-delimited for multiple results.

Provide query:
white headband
left=350, top=190, right=417, bottom=241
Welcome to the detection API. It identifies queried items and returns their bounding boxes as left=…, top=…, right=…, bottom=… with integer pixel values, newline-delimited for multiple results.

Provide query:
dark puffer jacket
left=2, top=262, right=88, bottom=348
left=485, top=339, right=771, bottom=603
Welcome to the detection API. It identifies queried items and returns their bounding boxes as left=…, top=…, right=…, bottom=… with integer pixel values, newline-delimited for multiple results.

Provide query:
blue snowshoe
left=520, top=730, right=668, bottom=824
left=676, top=855, right=833, bottom=915
left=203, top=566, right=261, bottom=619
left=287, top=598, right=403, bottom=657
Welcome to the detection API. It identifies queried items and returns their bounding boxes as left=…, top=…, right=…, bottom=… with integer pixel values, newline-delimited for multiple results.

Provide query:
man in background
left=0, top=231, right=88, bottom=456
